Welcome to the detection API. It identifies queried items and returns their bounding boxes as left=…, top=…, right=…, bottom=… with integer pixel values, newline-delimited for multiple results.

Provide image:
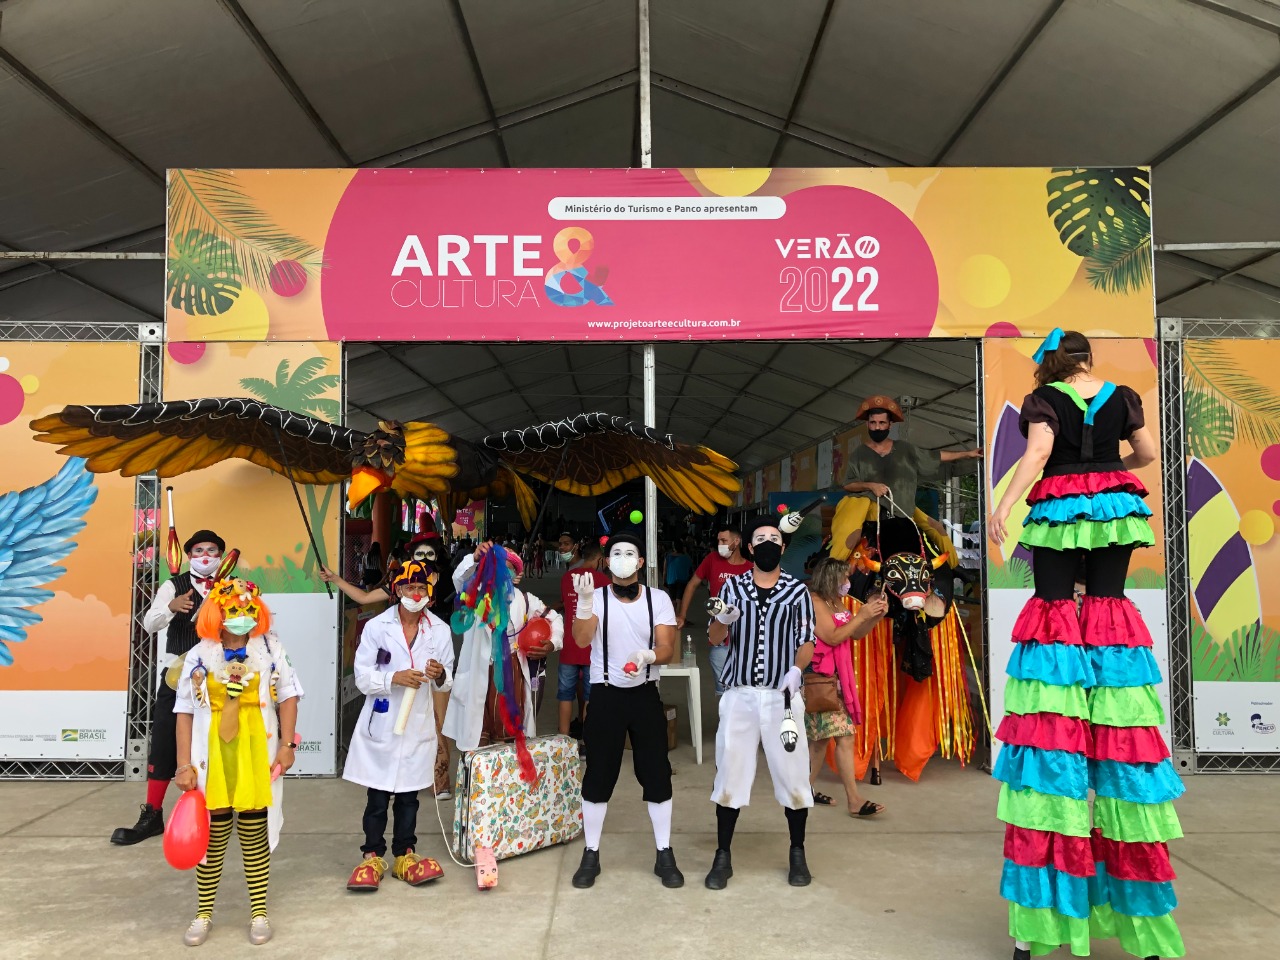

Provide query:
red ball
left=517, top=617, right=552, bottom=654
left=164, top=790, right=210, bottom=870
left=623, top=662, right=639, bottom=675
left=269, top=259, right=307, bottom=297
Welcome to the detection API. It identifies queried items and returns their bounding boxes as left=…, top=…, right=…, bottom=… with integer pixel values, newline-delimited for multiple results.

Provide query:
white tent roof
left=2, top=0, right=1278, bottom=460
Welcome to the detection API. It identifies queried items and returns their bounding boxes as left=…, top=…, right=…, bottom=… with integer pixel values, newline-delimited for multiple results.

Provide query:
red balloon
left=164, top=790, right=210, bottom=870
left=517, top=617, right=552, bottom=654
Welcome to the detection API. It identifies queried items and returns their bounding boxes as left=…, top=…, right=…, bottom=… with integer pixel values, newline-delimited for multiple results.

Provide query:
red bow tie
left=193, top=577, right=214, bottom=588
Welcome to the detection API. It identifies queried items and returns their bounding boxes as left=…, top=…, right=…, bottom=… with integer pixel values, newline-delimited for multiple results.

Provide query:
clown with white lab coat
left=344, top=561, right=455, bottom=891
left=443, top=544, right=564, bottom=754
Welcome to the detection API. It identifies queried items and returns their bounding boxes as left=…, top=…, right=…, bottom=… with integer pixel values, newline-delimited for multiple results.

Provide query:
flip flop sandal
left=850, top=800, right=884, bottom=818
left=813, top=792, right=836, bottom=806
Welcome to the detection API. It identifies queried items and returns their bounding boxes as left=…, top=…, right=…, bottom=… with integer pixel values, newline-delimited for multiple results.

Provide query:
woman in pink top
left=806, top=558, right=888, bottom=817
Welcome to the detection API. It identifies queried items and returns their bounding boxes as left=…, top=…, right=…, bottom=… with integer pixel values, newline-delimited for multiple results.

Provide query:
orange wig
left=195, top=578, right=272, bottom=640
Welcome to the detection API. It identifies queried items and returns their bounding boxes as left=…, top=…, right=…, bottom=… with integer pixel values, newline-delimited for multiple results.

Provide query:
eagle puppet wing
left=31, top=401, right=740, bottom=527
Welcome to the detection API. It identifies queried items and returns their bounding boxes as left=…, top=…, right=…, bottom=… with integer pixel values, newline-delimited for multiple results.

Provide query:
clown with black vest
left=569, top=532, right=683, bottom=889
left=705, top=514, right=816, bottom=889
left=110, top=528, right=227, bottom=846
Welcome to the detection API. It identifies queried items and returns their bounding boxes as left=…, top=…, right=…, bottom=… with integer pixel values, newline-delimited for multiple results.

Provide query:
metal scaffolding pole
left=639, top=0, right=658, bottom=587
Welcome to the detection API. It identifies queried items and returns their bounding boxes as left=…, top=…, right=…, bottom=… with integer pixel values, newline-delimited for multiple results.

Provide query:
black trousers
left=581, top=682, right=672, bottom=804
left=361, top=788, right=420, bottom=858
left=147, top=681, right=179, bottom=781
left=1031, top=545, right=1134, bottom=601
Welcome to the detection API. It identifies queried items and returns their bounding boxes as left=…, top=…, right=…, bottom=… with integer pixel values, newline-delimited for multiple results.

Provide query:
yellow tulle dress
left=204, top=672, right=273, bottom=811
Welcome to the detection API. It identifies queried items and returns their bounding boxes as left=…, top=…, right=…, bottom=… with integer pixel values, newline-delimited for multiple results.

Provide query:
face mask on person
left=400, top=595, right=429, bottom=613
left=717, top=544, right=732, bottom=559
left=751, top=542, right=783, bottom=572
left=412, top=547, right=437, bottom=563
left=609, top=548, right=641, bottom=580
left=189, top=556, right=220, bottom=577
left=867, top=427, right=891, bottom=443
left=224, top=615, right=256, bottom=636
left=558, top=551, right=575, bottom=562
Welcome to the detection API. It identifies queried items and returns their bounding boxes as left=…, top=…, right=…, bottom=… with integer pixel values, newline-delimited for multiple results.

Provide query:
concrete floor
left=0, top=757, right=1276, bottom=959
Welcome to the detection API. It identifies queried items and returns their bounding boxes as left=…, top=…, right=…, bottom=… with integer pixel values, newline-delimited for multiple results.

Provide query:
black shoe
left=654, top=847, right=684, bottom=888
left=569, top=718, right=583, bottom=739
left=1013, top=950, right=1031, bottom=960
left=110, top=803, right=164, bottom=845
left=704, top=849, right=733, bottom=890
left=868, top=767, right=882, bottom=786
left=788, top=845, right=811, bottom=886
left=572, top=848, right=601, bottom=888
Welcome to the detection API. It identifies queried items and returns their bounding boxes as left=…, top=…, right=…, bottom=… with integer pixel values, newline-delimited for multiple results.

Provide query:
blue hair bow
left=1032, top=328, right=1065, bottom=364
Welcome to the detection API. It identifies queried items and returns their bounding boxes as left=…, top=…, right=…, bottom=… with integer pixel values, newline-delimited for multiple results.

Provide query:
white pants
left=711, top=686, right=814, bottom=810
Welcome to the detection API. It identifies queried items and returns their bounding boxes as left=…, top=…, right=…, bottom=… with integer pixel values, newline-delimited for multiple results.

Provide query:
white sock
left=582, top=800, right=607, bottom=851
left=647, top=799, right=673, bottom=850
left=1014, top=942, right=1030, bottom=951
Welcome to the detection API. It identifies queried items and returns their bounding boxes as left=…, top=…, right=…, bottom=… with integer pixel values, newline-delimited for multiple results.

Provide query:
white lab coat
left=175, top=633, right=304, bottom=852
left=343, top=605, right=455, bottom=794
left=442, top=554, right=564, bottom=753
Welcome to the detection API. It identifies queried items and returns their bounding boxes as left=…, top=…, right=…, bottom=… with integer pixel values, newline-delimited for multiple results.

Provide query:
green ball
left=629, top=509, right=644, bottom=524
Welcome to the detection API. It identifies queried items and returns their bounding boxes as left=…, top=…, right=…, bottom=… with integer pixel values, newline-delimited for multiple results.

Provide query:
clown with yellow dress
left=174, top=578, right=303, bottom=947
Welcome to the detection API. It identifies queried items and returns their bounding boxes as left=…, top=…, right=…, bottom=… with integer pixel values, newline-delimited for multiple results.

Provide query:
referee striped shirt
left=718, top=571, right=815, bottom=689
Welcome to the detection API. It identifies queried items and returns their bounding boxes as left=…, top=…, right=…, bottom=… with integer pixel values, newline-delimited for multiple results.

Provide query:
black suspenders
left=601, top=585, right=656, bottom=686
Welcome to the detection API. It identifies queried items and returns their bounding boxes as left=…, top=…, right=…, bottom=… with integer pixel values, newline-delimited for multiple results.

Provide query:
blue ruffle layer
left=1088, top=863, right=1179, bottom=917
left=1089, top=645, right=1163, bottom=688
left=1001, top=861, right=1091, bottom=919
left=1091, top=758, right=1186, bottom=805
left=1008, top=641, right=1097, bottom=687
left=1026, top=491, right=1154, bottom=526
left=993, top=743, right=1090, bottom=801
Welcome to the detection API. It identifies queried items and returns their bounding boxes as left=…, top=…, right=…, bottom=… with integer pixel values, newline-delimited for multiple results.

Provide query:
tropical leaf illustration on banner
left=989, top=557, right=1034, bottom=589
left=1046, top=168, right=1151, bottom=295
left=1184, top=388, right=1235, bottom=459
left=1192, top=620, right=1280, bottom=682
left=166, top=229, right=243, bottom=316
left=1184, top=340, right=1280, bottom=449
left=1124, top=567, right=1165, bottom=590
left=0, top=458, right=98, bottom=666
left=167, top=169, right=322, bottom=303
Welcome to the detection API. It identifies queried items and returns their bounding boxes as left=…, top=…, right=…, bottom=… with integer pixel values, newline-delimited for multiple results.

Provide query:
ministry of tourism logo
left=1251, top=713, right=1277, bottom=735
left=1212, top=713, right=1234, bottom=736
left=61, top=728, right=106, bottom=742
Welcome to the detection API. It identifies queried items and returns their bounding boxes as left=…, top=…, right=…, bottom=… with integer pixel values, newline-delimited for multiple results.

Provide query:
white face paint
left=751, top=528, right=783, bottom=546
left=608, top=544, right=641, bottom=580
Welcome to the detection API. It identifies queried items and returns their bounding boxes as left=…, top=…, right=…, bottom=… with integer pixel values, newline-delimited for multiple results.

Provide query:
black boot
left=704, top=849, right=733, bottom=890
left=788, top=845, right=811, bottom=886
left=1013, top=949, right=1031, bottom=960
left=572, top=848, right=601, bottom=888
left=110, top=803, right=164, bottom=845
left=654, top=847, right=684, bottom=888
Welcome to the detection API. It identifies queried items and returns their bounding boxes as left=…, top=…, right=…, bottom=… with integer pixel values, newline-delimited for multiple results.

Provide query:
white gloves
left=572, top=572, right=597, bottom=620
left=706, top=597, right=742, bottom=624
left=623, top=648, right=657, bottom=675
left=781, top=665, right=803, bottom=697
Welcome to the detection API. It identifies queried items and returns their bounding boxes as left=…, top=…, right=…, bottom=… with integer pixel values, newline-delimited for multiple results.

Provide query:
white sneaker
left=248, top=917, right=272, bottom=945
left=183, top=916, right=212, bottom=946
left=435, top=789, right=452, bottom=801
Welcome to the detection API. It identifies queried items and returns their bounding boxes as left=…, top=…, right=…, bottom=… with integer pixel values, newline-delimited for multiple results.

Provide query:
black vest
left=165, top=571, right=204, bottom=657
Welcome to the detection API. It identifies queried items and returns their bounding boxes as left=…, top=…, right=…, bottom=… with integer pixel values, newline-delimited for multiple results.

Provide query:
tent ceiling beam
left=766, top=0, right=837, bottom=167
left=651, top=72, right=903, bottom=166
left=1157, top=250, right=1280, bottom=305
left=1177, top=0, right=1280, bottom=34
left=213, top=0, right=352, bottom=164
left=931, top=0, right=1067, bottom=165
left=447, top=0, right=511, bottom=167
left=0, top=225, right=164, bottom=287
left=1156, top=251, right=1280, bottom=305
left=373, top=344, right=489, bottom=434
left=0, top=237, right=160, bottom=322
left=693, top=343, right=788, bottom=447
left=0, top=44, right=163, bottom=187
left=1148, top=60, right=1280, bottom=166
left=478, top=342, right=538, bottom=421
left=659, top=342, right=705, bottom=436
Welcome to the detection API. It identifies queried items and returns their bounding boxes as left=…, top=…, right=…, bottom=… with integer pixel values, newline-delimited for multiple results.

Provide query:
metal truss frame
left=1160, top=316, right=1280, bottom=774
left=0, top=321, right=159, bottom=781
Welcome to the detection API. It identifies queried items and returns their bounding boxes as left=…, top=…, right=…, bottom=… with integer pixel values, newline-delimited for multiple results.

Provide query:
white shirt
left=588, top=585, right=677, bottom=688
left=142, top=576, right=212, bottom=636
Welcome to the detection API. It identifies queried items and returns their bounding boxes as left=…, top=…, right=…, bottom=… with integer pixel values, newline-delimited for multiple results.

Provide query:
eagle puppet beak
left=348, top=465, right=393, bottom=511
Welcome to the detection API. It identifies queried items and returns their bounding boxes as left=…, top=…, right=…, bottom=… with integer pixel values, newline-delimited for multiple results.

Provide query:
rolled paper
left=393, top=686, right=416, bottom=736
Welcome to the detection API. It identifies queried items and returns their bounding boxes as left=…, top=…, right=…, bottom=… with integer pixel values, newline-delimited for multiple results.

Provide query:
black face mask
left=867, top=428, right=891, bottom=443
left=751, top=541, right=783, bottom=572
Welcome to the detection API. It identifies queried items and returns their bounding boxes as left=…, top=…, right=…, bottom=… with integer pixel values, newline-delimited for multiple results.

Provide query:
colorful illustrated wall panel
left=166, top=168, right=1154, bottom=343
left=0, top=343, right=139, bottom=759
left=1184, top=339, right=1280, bottom=752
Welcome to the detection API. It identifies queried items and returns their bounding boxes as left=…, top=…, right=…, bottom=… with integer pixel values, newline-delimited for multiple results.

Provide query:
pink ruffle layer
left=1079, top=596, right=1154, bottom=648
left=1012, top=597, right=1084, bottom=646
left=1027, top=470, right=1149, bottom=505
left=1091, top=724, right=1171, bottom=764
left=997, top=711, right=1093, bottom=755
left=1004, top=824, right=1095, bottom=878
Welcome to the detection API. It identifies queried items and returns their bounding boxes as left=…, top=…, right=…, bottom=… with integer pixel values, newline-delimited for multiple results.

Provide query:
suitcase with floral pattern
left=452, top=734, right=584, bottom=861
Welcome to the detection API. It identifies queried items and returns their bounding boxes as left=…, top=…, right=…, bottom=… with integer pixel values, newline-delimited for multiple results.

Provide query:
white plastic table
left=659, top=663, right=703, bottom=764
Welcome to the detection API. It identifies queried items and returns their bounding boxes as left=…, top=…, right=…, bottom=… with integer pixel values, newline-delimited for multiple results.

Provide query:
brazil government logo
left=61, top=728, right=107, bottom=742
left=1215, top=713, right=1230, bottom=727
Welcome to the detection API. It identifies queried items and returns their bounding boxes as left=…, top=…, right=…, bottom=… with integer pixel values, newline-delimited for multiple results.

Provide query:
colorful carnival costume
left=994, top=379, right=1184, bottom=959
left=175, top=579, right=302, bottom=947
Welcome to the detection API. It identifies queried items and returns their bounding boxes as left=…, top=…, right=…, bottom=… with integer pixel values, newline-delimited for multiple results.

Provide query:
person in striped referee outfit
left=704, top=515, right=816, bottom=890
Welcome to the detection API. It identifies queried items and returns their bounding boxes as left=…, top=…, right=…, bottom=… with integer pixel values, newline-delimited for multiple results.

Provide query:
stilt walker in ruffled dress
left=989, top=329, right=1185, bottom=960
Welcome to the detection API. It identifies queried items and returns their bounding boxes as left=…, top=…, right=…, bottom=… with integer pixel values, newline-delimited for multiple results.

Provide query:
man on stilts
left=569, top=533, right=683, bottom=889
left=705, top=515, right=816, bottom=889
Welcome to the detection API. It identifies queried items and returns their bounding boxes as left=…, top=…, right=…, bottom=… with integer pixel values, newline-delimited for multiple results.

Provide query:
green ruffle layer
left=1091, top=904, right=1186, bottom=958
left=997, top=784, right=1091, bottom=838
left=1009, top=905, right=1091, bottom=957
left=1089, top=684, right=1166, bottom=727
left=1018, top=516, right=1156, bottom=550
left=1005, top=678, right=1090, bottom=720
left=1093, top=795, right=1184, bottom=843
